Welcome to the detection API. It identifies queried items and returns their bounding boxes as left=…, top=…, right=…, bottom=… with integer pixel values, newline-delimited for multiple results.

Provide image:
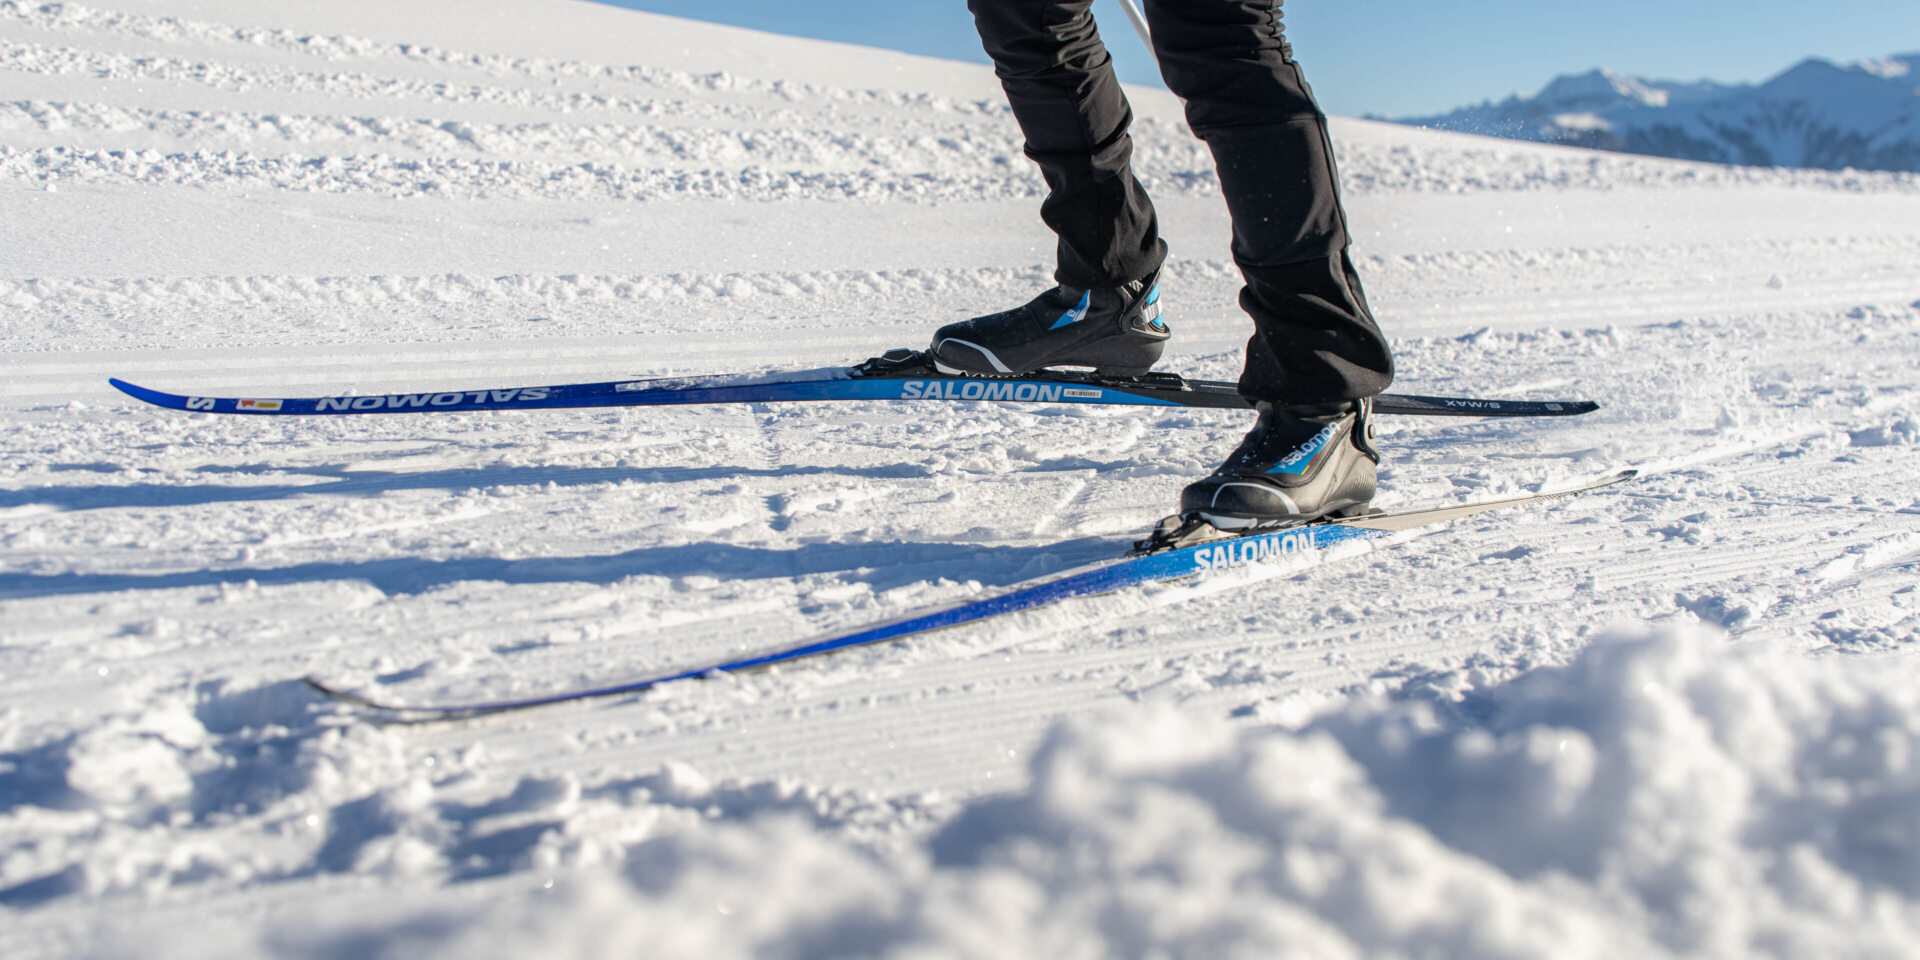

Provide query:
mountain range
left=1394, top=53, right=1920, bottom=173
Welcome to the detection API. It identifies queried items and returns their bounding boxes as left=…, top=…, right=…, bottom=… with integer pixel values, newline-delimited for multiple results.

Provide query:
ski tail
left=1335, top=468, right=1637, bottom=532
left=1371, top=394, right=1599, bottom=418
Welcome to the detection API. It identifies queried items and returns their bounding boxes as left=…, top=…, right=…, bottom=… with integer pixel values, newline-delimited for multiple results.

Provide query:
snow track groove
left=0, top=100, right=1036, bottom=170
left=0, top=0, right=1017, bottom=116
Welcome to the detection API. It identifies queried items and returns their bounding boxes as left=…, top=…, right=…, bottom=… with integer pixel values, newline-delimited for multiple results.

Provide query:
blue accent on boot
left=1049, top=290, right=1092, bottom=330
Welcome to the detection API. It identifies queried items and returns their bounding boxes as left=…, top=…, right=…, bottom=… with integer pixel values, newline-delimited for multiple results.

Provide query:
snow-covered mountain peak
left=1764, top=55, right=1917, bottom=99
left=1532, top=68, right=1680, bottom=109
left=1401, top=51, right=1920, bottom=172
left=1858, top=53, right=1918, bottom=81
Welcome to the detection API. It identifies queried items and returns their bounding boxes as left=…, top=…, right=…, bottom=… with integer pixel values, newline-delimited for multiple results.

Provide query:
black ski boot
left=929, top=269, right=1169, bottom=378
left=1180, top=399, right=1380, bottom=530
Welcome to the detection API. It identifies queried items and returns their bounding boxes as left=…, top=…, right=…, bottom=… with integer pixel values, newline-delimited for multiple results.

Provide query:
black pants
left=969, top=0, right=1394, bottom=404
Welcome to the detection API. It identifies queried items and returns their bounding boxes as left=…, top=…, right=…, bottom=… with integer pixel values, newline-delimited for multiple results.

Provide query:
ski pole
left=1115, top=0, right=1154, bottom=55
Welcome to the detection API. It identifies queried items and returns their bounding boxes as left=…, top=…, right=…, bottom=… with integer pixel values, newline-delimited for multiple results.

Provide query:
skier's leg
left=1143, top=0, right=1389, bottom=527
left=969, top=0, right=1165, bottom=288
left=929, top=0, right=1172, bottom=377
left=1143, top=0, right=1392, bottom=405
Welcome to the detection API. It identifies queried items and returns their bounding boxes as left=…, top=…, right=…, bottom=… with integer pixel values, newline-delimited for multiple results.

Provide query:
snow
left=83, top=628, right=1920, bottom=959
left=3, top=0, right=1920, bottom=956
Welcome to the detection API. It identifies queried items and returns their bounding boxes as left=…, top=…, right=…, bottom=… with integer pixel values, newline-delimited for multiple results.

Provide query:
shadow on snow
left=0, top=535, right=1117, bottom=602
left=0, top=461, right=940, bottom=512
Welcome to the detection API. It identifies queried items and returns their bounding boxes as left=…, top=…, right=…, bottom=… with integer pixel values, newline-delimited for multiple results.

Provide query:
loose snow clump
left=167, top=625, right=1920, bottom=960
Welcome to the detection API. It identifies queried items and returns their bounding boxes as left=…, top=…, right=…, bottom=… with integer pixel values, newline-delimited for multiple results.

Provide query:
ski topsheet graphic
left=307, top=469, right=1637, bottom=722
left=111, top=349, right=1599, bottom=419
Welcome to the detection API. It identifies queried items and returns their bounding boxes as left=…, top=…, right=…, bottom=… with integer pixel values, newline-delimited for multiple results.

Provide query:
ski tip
left=302, top=674, right=356, bottom=700
left=303, top=676, right=498, bottom=724
left=107, top=377, right=176, bottom=408
left=303, top=675, right=399, bottom=712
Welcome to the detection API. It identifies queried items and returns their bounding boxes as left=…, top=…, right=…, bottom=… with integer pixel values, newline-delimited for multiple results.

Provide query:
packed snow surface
left=3, top=1, right=1920, bottom=956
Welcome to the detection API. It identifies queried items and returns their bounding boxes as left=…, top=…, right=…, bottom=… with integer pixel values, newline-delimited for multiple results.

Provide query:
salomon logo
left=1049, top=290, right=1092, bottom=330
left=900, top=380, right=1066, bottom=403
left=314, top=387, right=552, bottom=412
left=1191, top=528, right=1321, bottom=570
left=1265, top=422, right=1341, bottom=476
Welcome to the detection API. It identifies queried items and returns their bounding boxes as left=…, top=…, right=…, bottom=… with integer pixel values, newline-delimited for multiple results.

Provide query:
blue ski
left=111, top=350, right=1598, bottom=419
left=305, top=469, right=1636, bottom=722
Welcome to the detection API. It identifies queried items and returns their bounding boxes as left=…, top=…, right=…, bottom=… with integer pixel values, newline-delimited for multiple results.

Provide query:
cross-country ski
left=308, top=470, right=1637, bottom=721
left=108, top=349, right=1599, bottom=419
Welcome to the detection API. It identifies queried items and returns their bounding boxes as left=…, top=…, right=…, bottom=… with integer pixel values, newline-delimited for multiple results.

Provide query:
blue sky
left=594, top=0, right=1918, bottom=118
